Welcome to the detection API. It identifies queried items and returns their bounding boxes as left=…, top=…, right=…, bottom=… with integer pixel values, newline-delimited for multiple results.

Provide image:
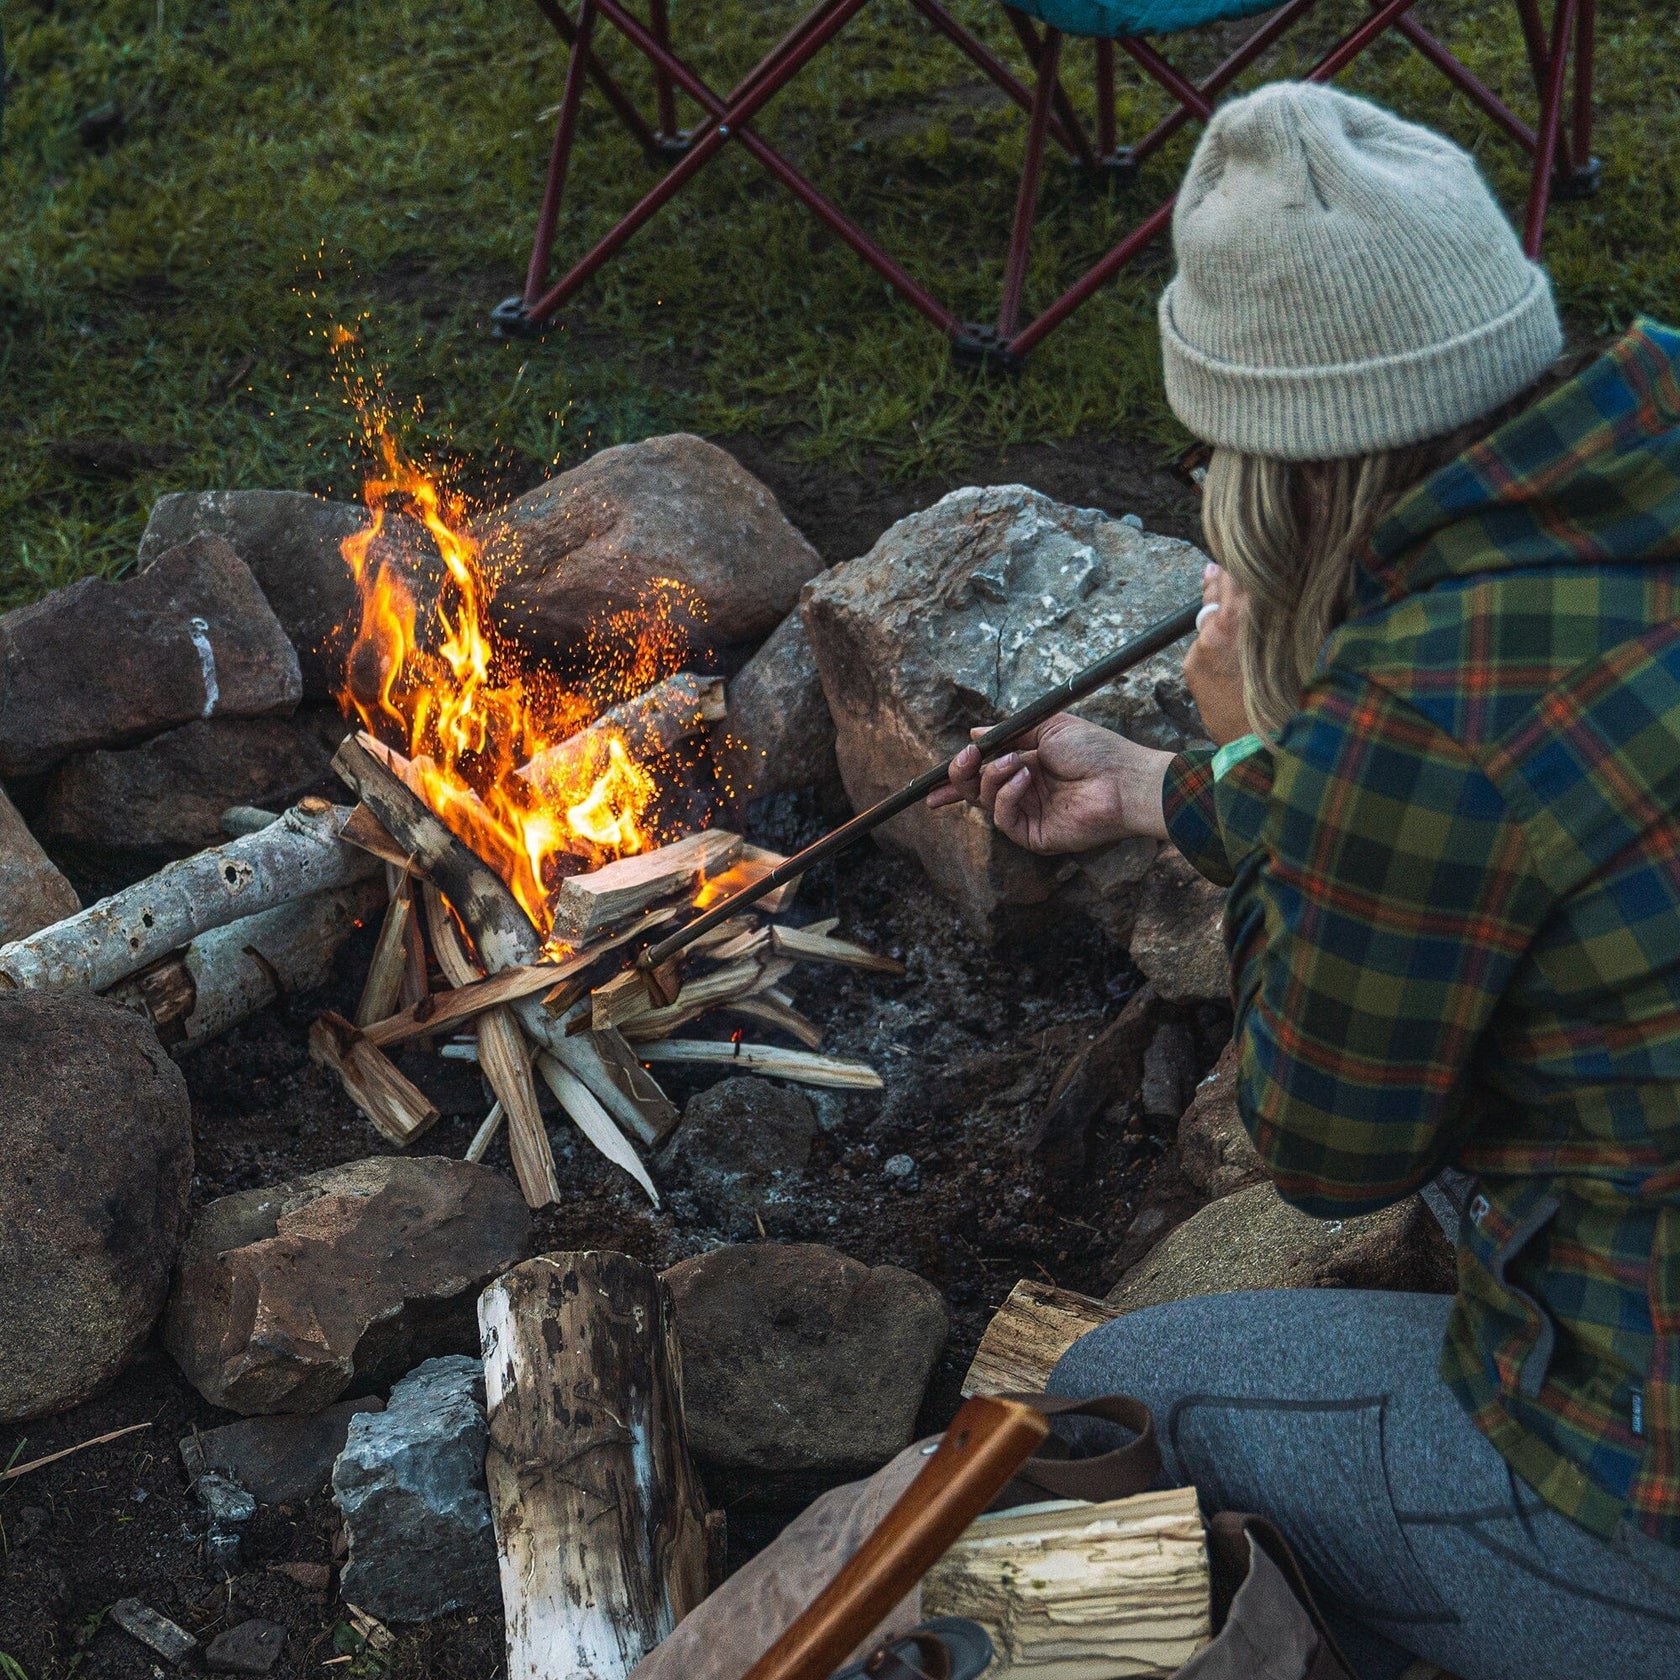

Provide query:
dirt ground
left=0, top=435, right=1222, bottom=1676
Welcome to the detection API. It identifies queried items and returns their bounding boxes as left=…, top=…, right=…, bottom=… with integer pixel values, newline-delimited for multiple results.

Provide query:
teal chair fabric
left=1005, top=0, right=1281, bottom=40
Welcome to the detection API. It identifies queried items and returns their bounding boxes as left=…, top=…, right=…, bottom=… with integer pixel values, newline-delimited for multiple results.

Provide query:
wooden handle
left=742, top=1396, right=1050, bottom=1680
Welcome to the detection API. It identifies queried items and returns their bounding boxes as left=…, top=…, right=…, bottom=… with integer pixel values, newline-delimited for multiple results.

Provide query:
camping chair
left=501, top=0, right=1597, bottom=369
left=974, top=0, right=1598, bottom=368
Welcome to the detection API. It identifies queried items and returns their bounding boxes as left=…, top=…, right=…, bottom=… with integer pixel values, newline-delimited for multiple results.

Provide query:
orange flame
left=337, top=419, right=689, bottom=942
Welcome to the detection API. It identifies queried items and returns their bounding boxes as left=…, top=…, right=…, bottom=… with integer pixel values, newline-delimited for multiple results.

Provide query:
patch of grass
left=1, top=0, right=1675, bottom=607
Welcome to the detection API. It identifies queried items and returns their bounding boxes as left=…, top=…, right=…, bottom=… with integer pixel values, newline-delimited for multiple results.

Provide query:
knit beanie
left=1158, top=82, right=1562, bottom=459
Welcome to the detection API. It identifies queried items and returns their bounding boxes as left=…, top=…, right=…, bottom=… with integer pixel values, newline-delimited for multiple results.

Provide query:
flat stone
left=659, top=1076, right=817, bottom=1238
left=109, top=1599, right=196, bottom=1663
left=0, top=535, right=301, bottom=778
left=665, top=1243, right=949, bottom=1474
left=332, top=1355, right=497, bottom=1624
left=0, top=782, right=79, bottom=940
left=205, top=1619, right=287, bottom=1675
left=45, top=716, right=335, bottom=854
left=1175, top=1042, right=1265, bottom=1200
left=478, top=433, right=822, bottom=654
left=803, top=486, right=1208, bottom=939
left=1105, top=1182, right=1456, bottom=1314
left=164, top=1156, right=529, bottom=1415
left=712, top=607, right=839, bottom=802
left=0, top=992, right=193, bottom=1421
left=1128, top=848, right=1229, bottom=1004
left=179, top=1395, right=385, bottom=1505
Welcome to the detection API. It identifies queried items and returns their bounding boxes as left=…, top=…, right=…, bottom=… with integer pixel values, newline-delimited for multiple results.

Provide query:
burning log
left=549, top=827, right=743, bottom=947
left=309, top=1010, right=440, bottom=1147
left=110, top=880, right=386, bottom=1052
left=515, top=672, right=726, bottom=802
left=478, top=1252, right=710, bottom=1680
left=0, top=799, right=379, bottom=994
left=960, top=1279, right=1119, bottom=1398
left=635, top=1040, right=883, bottom=1090
left=701, top=843, right=800, bottom=915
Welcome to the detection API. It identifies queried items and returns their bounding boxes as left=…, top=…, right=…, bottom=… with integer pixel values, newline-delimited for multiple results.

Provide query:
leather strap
left=990, top=1393, right=1161, bottom=1506
left=1206, top=1511, right=1356, bottom=1680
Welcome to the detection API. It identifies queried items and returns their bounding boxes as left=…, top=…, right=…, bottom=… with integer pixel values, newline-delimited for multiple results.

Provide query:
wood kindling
left=769, top=923, right=906, bottom=974
left=548, top=828, right=743, bottom=947
left=724, top=994, right=823, bottom=1049
left=362, top=960, right=574, bottom=1050
left=355, top=874, right=417, bottom=1028
left=634, top=1040, right=883, bottom=1089
left=535, top=1054, right=660, bottom=1207
left=309, top=1010, right=440, bottom=1147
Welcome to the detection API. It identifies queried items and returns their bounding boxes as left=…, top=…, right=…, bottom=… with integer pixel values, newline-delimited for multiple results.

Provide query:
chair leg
left=649, top=0, right=687, bottom=151
left=1004, top=8, right=1097, bottom=170
left=1557, top=0, right=1600, bottom=197
left=522, top=0, right=598, bottom=312
left=1095, top=39, right=1116, bottom=161
left=997, top=27, right=1062, bottom=340
left=1523, top=0, right=1578, bottom=256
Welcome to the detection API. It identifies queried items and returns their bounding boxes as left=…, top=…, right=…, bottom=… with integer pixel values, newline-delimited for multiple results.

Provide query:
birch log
left=479, top=1253, right=710, bottom=1680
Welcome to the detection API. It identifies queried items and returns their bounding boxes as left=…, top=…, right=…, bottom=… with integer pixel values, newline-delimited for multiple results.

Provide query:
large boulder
left=0, top=992, right=193, bottom=1420
left=478, top=434, right=823, bottom=654
left=1175, top=1042, right=1265, bottom=1199
left=164, top=1156, right=529, bottom=1415
left=658, top=1076, right=817, bottom=1237
left=803, top=487, right=1208, bottom=939
left=44, top=717, right=335, bottom=854
left=137, top=489, right=439, bottom=702
left=1105, top=1181, right=1456, bottom=1315
left=1128, top=848, right=1229, bottom=1004
left=665, top=1243, right=948, bottom=1474
left=712, top=608, right=840, bottom=802
left=0, top=784, right=79, bottom=939
left=0, top=536, right=302, bottom=778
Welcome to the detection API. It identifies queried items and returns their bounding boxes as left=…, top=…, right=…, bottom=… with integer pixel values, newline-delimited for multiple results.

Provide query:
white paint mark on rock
left=188, top=616, right=219, bottom=717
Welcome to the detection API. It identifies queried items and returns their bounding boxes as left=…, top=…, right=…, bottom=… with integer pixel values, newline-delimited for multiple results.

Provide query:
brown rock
left=658, top=1076, right=817, bottom=1237
left=0, top=536, right=301, bottom=778
left=1129, top=847, right=1229, bottom=1004
left=0, top=991, right=193, bottom=1421
left=1105, top=1182, right=1456, bottom=1315
left=1025, top=984, right=1159, bottom=1176
left=164, top=1156, right=529, bottom=1415
left=479, top=434, right=822, bottom=653
left=45, top=717, right=335, bottom=853
left=665, top=1243, right=948, bottom=1473
left=137, top=490, right=441, bottom=702
left=1176, top=1042, right=1265, bottom=1199
left=712, top=608, right=839, bottom=802
left=803, top=487, right=1208, bottom=939
left=0, top=783, right=79, bottom=939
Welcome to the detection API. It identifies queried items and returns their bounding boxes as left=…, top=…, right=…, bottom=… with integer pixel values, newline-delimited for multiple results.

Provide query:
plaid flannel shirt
left=1164, top=320, right=1680, bottom=1550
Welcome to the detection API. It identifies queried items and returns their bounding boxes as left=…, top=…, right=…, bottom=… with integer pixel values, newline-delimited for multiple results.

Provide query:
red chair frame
left=501, top=0, right=1598, bottom=369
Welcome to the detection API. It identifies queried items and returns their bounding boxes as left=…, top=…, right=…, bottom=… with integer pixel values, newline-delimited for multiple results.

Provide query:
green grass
left=2, top=0, right=1675, bottom=608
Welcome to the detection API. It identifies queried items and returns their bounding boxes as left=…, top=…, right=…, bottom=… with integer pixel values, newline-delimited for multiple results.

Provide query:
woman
left=933, top=83, right=1680, bottom=1680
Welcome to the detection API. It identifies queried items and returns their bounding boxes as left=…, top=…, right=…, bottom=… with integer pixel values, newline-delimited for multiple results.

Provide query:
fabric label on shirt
left=1212, top=732, right=1266, bottom=782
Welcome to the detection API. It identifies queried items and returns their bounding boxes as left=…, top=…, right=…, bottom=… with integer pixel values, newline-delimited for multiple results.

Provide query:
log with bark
left=478, top=1252, right=709, bottom=1680
left=309, top=1010, right=441, bottom=1147
left=961, top=1280, right=1119, bottom=1398
left=0, top=799, right=380, bottom=993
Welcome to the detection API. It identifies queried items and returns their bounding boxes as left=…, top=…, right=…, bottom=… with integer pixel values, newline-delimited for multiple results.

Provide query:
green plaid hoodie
left=1164, top=319, right=1680, bottom=1551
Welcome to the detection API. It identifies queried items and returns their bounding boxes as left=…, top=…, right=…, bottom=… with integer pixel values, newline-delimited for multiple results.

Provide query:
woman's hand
left=1182, top=562, right=1252, bottom=746
left=926, top=711, right=1173, bottom=852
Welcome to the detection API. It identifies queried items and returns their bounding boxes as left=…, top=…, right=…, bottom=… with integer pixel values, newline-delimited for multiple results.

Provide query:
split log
left=355, top=875, right=415, bottom=1028
left=362, top=958, right=572, bottom=1050
left=960, top=1280, right=1119, bottom=1398
left=617, top=956, right=793, bottom=1042
left=309, top=1010, right=441, bottom=1146
left=921, top=1485, right=1210, bottom=1678
left=588, top=1024, right=681, bottom=1145
left=516, top=673, right=726, bottom=800
left=478, top=1252, right=709, bottom=1680
left=394, top=865, right=430, bottom=1012
left=0, top=799, right=379, bottom=993
left=537, top=906, right=680, bottom=1019
left=770, top=924, right=905, bottom=975
left=635, top=1039, right=883, bottom=1089
left=466, top=1101, right=505, bottom=1164
left=550, top=828, right=743, bottom=948
left=534, top=1054, right=660, bottom=1206
left=698, top=842, right=799, bottom=915
left=726, top=994, right=823, bottom=1048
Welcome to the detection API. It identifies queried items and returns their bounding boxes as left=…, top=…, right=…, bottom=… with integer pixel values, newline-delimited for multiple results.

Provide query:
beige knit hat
left=1158, top=82, right=1562, bottom=460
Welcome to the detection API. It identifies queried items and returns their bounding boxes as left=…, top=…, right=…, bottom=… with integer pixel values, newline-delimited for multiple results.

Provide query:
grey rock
left=110, top=1599, right=196, bottom=1663
left=1176, top=1042, right=1265, bottom=1199
left=138, top=489, right=440, bottom=701
left=196, top=1470, right=256, bottom=1569
left=45, top=717, right=335, bottom=854
left=179, top=1395, right=384, bottom=1506
left=665, top=1243, right=949, bottom=1474
left=1129, top=847, right=1229, bottom=1004
left=712, top=608, right=839, bottom=802
left=331, top=1355, right=497, bottom=1624
left=0, top=782, right=79, bottom=940
left=660, top=1077, right=816, bottom=1237
left=205, top=1619, right=287, bottom=1675
left=164, top=1156, right=528, bottom=1415
left=1140, top=1020, right=1199, bottom=1121
left=478, top=433, right=822, bottom=653
left=1105, top=1182, right=1457, bottom=1314
left=0, top=991, right=193, bottom=1422
left=802, top=486, right=1208, bottom=938
left=0, top=536, right=301, bottom=778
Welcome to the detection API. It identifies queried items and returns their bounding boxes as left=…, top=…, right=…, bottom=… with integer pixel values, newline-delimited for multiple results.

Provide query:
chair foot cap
left=952, top=326, right=1025, bottom=376
left=490, top=296, right=544, bottom=338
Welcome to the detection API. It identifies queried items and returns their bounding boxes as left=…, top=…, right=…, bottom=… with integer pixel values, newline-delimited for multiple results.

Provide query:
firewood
left=605, top=954, right=769, bottom=1037
left=726, top=994, right=824, bottom=1048
left=549, top=828, right=743, bottom=947
left=0, top=800, right=380, bottom=994
left=921, top=1485, right=1211, bottom=1678
left=309, top=1010, right=441, bottom=1147
left=537, top=906, right=680, bottom=1016
left=961, top=1280, right=1119, bottom=1398
left=362, top=959, right=573, bottom=1050
left=355, top=876, right=415, bottom=1028
left=698, top=923, right=771, bottom=964
left=634, top=1040, right=883, bottom=1089
left=478, top=1252, right=709, bottom=1680
left=107, top=880, right=385, bottom=1051
left=516, top=672, right=726, bottom=800
left=589, top=1024, right=680, bottom=1144
left=218, top=804, right=278, bottom=837
left=535, top=1054, right=659, bottom=1206
left=769, top=923, right=905, bottom=974
left=699, top=842, right=799, bottom=914
left=393, top=864, right=430, bottom=1012
left=466, top=1100, right=505, bottom=1164
left=338, top=803, right=424, bottom=876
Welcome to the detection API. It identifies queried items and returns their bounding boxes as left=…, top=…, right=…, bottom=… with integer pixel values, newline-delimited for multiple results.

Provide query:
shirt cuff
left=1162, top=747, right=1235, bottom=886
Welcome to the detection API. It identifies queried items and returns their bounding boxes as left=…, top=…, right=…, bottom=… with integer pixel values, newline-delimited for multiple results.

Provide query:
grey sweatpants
left=1047, top=1290, right=1680, bottom=1680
